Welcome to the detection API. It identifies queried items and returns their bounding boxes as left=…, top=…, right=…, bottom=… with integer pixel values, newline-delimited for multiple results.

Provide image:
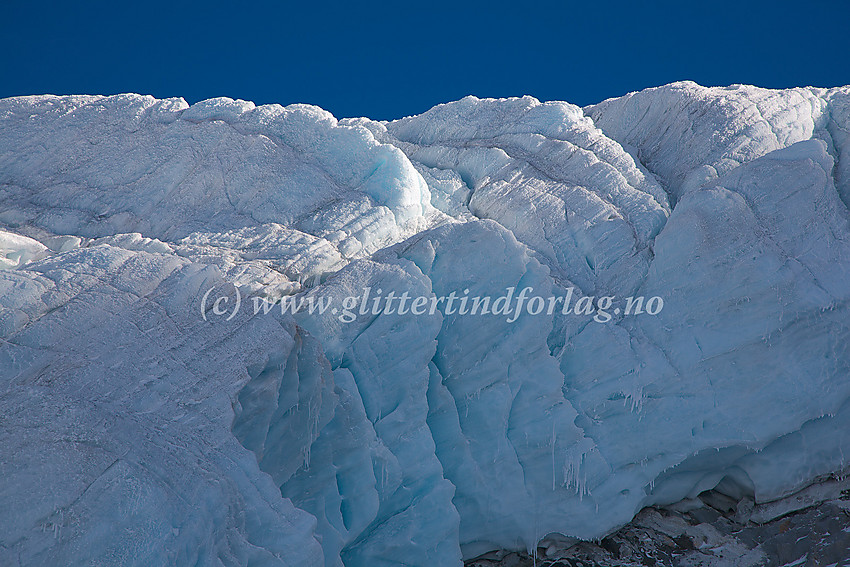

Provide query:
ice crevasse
left=1, top=81, right=850, bottom=566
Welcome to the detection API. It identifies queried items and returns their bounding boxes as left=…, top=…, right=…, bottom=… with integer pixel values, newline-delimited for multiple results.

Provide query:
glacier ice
left=2, top=82, right=850, bottom=566
left=0, top=230, right=49, bottom=269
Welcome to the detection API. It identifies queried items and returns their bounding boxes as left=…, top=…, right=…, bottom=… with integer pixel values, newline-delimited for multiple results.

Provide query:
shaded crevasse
left=1, top=83, right=850, bottom=566
left=290, top=256, right=462, bottom=566
left=393, top=221, right=603, bottom=552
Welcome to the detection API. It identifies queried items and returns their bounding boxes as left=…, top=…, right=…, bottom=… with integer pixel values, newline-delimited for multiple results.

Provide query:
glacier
left=1, top=81, right=849, bottom=566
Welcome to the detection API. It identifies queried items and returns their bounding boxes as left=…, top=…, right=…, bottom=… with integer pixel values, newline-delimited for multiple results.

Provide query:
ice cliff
left=1, top=81, right=850, bottom=566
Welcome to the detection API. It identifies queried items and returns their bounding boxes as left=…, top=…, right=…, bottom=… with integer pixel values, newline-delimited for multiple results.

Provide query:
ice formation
left=1, top=82, right=849, bottom=566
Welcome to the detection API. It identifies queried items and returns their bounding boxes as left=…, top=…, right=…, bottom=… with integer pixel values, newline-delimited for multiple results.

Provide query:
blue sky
left=2, top=0, right=848, bottom=120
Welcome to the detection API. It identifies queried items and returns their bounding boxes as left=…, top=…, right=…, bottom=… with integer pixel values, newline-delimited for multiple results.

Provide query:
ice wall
left=2, top=83, right=850, bottom=566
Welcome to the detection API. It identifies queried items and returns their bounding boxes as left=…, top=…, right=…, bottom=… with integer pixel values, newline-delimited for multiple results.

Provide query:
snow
left=0, top=230, right=49, bottom=269
left=1, top=83, right=850, bottom=566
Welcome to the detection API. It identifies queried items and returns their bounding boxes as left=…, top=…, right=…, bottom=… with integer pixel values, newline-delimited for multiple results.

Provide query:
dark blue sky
left=2, top=0, right=848, bottom=120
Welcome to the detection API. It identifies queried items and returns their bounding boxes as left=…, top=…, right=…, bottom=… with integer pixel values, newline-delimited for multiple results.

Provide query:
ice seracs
left=1, top=82, right=850, bottom=566
left=357, top=95, right=670, bottom=296
left=0, top=230, right=49, bottom=269
left=0, top=94, right=437, bottom=256
left=586, top=81, right=850, bottom=205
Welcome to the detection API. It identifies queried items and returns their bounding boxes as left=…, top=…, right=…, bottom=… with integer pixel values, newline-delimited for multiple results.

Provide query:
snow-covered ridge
left=1, top=82, right=849, bottom=566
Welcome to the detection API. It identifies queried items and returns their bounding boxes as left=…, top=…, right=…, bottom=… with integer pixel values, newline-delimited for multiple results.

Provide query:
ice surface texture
left=1, top=82, right=850, bottom=566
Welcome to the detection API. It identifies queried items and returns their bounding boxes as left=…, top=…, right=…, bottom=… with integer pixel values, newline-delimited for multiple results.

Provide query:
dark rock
left=465, top=478, right=850, bottom=567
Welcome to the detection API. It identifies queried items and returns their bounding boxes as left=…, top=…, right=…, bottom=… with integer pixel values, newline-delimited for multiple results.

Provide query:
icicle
left=551, top=418, right=557, bottom=491
left=563, top=449, right=590, bottom=499
left=625, top=385, right=644, bottom=414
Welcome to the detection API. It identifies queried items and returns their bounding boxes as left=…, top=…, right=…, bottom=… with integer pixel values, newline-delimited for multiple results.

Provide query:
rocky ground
left=467, top=476, right=850, bottom=567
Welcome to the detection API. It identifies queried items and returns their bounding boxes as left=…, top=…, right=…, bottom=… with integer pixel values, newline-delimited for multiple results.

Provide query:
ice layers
left=1, top=82, right=850, bottom=565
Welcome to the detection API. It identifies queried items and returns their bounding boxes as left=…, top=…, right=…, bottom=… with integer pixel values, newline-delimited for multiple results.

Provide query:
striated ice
left=2, top=83, right=850, bottom=566
left=0, top=244, right=325, bottom=566
left=356, top=95, right=670, bottom=296
left=586, top=81, right=850, bottom=204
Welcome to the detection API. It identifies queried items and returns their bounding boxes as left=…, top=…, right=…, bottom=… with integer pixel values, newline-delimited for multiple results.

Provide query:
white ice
left=1, top=83, right=850, bottom=566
